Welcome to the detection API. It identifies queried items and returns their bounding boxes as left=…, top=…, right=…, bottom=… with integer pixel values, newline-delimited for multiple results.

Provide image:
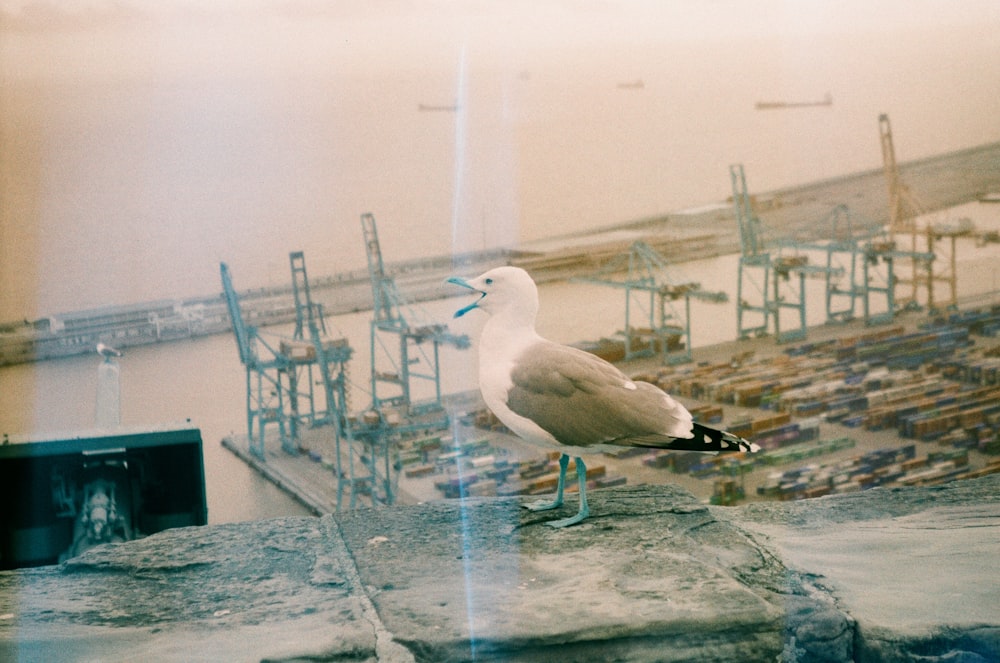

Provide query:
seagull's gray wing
left=505, top=341, right=692, bottom=449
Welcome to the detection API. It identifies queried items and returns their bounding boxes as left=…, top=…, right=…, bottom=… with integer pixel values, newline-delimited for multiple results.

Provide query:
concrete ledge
left=1, top=475, right=997, bottom=662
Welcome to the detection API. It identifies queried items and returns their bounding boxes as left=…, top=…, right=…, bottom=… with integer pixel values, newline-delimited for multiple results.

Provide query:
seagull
left=96, top=342, right=123, bottom=360
left=448, top=266, right=759, bottom=527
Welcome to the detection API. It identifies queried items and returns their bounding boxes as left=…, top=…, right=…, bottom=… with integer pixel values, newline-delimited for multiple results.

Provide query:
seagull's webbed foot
left=545, top=503, right=590, bottom=528
left=521, top=453, right=569, bottom=513
left=524, top=497, right=562, bottom=512
left=544, top=455, right=590, bottom=528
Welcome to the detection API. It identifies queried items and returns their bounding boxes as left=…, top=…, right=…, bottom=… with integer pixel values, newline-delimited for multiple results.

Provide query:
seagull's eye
left=484, top=278, right=493, bottom=285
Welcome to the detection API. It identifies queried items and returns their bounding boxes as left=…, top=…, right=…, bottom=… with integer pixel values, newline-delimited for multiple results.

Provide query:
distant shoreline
left=3, top=141, right=999, bottom=367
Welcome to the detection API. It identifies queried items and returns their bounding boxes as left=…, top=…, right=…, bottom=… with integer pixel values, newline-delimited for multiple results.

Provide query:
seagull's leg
left=523, top=453, right=568, bottom=512
left=547, top=456, right=590, bottom=528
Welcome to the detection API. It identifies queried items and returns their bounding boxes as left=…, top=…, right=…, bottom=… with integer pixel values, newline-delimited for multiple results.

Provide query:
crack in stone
left=322, top=516, right=416, bottom=663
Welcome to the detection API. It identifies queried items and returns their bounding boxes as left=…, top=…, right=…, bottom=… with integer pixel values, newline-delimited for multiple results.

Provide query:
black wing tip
left=617, top=425, right=760, bottom=454
left=692, top=423, right=760, bottom=453
left=723, top=431, right=760, bottom=453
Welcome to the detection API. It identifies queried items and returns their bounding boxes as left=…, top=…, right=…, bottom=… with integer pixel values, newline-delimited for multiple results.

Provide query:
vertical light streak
left=448, top=43, right=481, bottom=660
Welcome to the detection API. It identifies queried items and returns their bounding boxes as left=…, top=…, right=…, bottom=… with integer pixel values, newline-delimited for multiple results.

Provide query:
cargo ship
left=418, top=103, right=459, bottom=112
left=755, top=92, right=832, bottom=110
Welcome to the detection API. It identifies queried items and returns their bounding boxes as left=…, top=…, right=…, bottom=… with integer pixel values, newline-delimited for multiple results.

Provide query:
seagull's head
left=446, top=266, right=539, bottom=320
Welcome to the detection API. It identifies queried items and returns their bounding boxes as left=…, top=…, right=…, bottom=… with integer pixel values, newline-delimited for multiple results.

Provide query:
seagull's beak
left=446, top=276, right=486, bottom=318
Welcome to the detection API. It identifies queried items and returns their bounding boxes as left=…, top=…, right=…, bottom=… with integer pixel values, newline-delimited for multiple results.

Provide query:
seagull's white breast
left=477, top=324, right=562, bottom=450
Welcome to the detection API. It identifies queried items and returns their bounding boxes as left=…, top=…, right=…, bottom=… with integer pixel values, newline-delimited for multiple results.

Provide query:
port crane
left=879, top=113, right=970, bottom=314
left=815, top=203, right=937, bottom=326
left=817, top=205, right=869, bottom=323
left=361, top=213, right=469, bottom=417
left=288, top=251, right=396, bottom=509
left=577, top=240, right=727, bottom=363
left=220, top=255, right=354, bottom=456
left=220, top=262, right=297, bottom=457
left=286, top=251, right=354, bottom=431
left=730, top=164, right=844, bottom=342
left=352, top=213, right=472, bottom=508
left=769, top=204, right=903, bottom=326
left=822, top=205, right=910, bottom=326
left=222, top=255, right=395, bottom=510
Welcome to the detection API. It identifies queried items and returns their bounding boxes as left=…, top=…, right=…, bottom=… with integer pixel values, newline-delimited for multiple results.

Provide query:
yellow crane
left=879, top=113, right=970, bottom=312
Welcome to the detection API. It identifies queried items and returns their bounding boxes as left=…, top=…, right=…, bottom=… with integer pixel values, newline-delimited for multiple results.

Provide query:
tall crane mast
left=731, top=163, right=776, bottom=340
left=730, top=164, right=843, bottom=342
left=220, top=262, right=294, bottom=457
left=879, top=113, right=928, bottom=310
left=362, top=213, right=398, bottom=328
left=879, top=113, right=913, bottom=235
left=878, top=114, right=965, bottom=313
left=287, top=251, right=353, bottom=430
left=361, top=213, right=469, bottom=416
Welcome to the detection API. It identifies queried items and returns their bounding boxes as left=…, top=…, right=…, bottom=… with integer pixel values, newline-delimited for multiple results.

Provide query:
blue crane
left=220, top=262, right=295, bottom=457
left=577, top=240, right=727, bottom=364
left=730, top=164, right=844, bottom=343
left=361, top=213, right=469, bottom=416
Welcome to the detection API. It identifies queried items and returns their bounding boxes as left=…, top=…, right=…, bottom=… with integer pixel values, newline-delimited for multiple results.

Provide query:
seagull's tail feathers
left=616, top=423, right=759, bottom=455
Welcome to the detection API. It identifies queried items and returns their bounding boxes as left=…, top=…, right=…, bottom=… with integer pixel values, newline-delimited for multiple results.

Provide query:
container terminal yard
left=221, top=296, right=1000, bottom=513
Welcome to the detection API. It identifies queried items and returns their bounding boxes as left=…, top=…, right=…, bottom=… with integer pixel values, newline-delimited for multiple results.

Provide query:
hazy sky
left=4, top=0, right=998, bottom=80
left=2, top=0, right=999, bottom=320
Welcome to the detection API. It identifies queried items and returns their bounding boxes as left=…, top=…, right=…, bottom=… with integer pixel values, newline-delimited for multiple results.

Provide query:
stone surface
left=335, top=485, right=791, bottom=662
left=739, top=478, right=1000, bottom=663
left=1, top=476, right=997, bottom=662
left=0, top=518, right=374, bottom=662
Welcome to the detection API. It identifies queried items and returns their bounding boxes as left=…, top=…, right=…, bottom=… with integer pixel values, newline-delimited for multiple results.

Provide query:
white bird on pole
left=96, top=343, right=123, bottom=360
